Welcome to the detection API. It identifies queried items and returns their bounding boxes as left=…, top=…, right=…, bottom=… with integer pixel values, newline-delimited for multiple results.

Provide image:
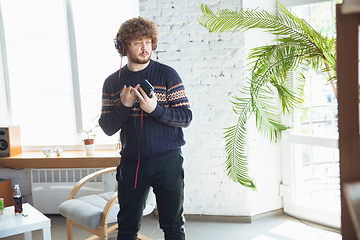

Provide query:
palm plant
left=198, top=2, right=337, bottom=189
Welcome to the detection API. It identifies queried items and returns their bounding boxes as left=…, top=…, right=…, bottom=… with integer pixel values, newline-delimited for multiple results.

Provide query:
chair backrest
left=144, top=187, right=156, bottom=216
left=343, top=181, right=360, bottom=239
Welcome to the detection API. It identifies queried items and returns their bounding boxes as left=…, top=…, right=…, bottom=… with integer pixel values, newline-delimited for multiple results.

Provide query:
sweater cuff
left=115, top=102, right=132, bottom=116
left=150, top=104, right=164, bottom=120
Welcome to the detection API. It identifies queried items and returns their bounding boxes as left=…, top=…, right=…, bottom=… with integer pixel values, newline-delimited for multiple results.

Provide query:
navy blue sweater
left=99, top=60, right=192, bottom=165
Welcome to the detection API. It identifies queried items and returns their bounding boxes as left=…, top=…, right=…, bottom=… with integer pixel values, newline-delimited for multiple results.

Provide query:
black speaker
left=0, top=125, right=22, bottom=157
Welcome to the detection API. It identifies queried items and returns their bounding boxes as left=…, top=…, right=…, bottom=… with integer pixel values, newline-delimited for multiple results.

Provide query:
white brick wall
left=141, top=0, right=283, bottom=217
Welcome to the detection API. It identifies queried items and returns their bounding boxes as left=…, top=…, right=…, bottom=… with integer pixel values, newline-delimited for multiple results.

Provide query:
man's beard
left=128, top=51, right=151, bottom=64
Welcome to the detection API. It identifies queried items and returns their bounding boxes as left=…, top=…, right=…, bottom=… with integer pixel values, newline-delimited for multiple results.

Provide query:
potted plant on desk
left=0, top=198, right=3, bottom=227
left=0, top=198, right=4, bottom=214
left=78, top=115, right=99, bottom=155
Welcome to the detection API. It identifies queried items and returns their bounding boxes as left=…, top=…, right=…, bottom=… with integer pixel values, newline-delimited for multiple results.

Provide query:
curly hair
left=114, top=16, right=159, bottom=57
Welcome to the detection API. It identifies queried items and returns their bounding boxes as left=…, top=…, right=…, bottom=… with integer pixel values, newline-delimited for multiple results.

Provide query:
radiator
left=31, top=168, right=105, bottom=214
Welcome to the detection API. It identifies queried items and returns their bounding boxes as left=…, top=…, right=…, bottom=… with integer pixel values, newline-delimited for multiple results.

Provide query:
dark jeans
left=116, top=154, right=185, bottom=240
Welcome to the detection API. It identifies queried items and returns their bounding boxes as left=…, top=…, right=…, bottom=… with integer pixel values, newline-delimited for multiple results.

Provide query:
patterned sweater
left=99, top=60, right=192, bottom=165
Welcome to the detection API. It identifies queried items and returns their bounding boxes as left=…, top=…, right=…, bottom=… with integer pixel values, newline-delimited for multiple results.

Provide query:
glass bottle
left=13, top=184, right=22, bottom=214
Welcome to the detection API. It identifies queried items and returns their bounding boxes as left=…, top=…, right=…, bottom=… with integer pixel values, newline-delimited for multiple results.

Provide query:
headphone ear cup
left=117, top=41, right=125, bottom=56
left=153, top=45, right=157, bottom=51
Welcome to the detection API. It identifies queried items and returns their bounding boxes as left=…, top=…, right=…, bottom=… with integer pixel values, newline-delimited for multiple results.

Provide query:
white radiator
left=31, top=168, right=105, bottom=214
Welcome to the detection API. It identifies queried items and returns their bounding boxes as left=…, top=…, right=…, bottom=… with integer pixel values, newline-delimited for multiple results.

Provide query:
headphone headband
left=115, top=41, right=157, bottom=56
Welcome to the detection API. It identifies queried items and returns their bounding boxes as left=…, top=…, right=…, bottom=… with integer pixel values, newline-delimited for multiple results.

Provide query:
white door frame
left=281, top=132, right=340, bottom=229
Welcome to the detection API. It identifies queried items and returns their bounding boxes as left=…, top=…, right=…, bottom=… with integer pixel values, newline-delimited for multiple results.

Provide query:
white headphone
left=43, top=147, right=63, bottom=157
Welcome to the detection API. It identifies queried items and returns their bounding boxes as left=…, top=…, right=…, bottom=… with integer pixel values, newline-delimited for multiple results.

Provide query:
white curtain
left=0, top=0, right=11, bottom=125
left=0, top=38, right=11, bottom=125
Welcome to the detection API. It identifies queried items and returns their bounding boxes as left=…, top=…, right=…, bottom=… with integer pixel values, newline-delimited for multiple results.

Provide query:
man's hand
left=120, top=84, right=140, bottom=107
left=135, top=87, right=157, bottom=113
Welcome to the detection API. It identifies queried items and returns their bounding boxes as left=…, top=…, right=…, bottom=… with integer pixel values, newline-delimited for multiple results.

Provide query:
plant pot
left=84, top=139, right=95, bottom=155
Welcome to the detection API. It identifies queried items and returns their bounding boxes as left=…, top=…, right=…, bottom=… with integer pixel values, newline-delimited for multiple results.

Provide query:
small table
left=0, top=203, right=51, bottom=240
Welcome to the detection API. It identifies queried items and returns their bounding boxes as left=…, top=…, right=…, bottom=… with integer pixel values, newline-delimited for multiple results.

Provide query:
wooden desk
left=0, top=150, right=120, bottom=169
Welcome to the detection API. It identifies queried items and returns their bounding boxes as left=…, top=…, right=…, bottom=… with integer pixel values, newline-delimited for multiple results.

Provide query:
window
left=0, top=0, right=138, bottom=148
left=290, top=0, right=340, bottom=214
left=282, top=0, right=341, bottom=228
left=291, top=1, right=338, bottom=139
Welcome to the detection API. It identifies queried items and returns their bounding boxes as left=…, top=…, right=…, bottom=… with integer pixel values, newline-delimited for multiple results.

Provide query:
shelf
left=0, top=150, right=120, bottom=169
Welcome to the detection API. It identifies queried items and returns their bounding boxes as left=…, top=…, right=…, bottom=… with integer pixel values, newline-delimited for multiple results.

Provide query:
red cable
left=133, top=110, right=143, bottom=189
left=117, top=50, right=124, bottom=87
left=117, top=47, right=142, bottom=190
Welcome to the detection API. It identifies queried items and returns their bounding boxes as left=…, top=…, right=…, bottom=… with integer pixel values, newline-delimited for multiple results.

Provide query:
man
left=99, top=16, right=192, bottom=240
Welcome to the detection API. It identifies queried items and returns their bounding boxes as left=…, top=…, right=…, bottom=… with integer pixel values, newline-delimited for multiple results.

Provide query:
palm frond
left=273, top=69, right=306, bottom=114
left=199, top=2, right=314, bottom=44
left=248, top=44, right=307, bottom=114
left=224, top=95, right=256, bottom=189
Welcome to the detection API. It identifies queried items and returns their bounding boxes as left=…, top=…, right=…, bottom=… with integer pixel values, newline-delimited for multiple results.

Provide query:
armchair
left=58, top=167, right=156, bottom=240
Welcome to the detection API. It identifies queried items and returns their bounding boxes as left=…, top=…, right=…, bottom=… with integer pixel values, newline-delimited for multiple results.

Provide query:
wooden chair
left=58, top=167, right=155, bottom=240
left=343, top=181, right=360, bottom=240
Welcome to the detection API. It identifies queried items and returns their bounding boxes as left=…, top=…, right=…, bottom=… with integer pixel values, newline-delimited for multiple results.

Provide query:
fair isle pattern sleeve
left=168, top=83, right=190, bottom=107
left=150, top=80, right=192, bottom=128
left=98, top=71, right=132, bottom=136
left=101, top=91, right=122, bottom=114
